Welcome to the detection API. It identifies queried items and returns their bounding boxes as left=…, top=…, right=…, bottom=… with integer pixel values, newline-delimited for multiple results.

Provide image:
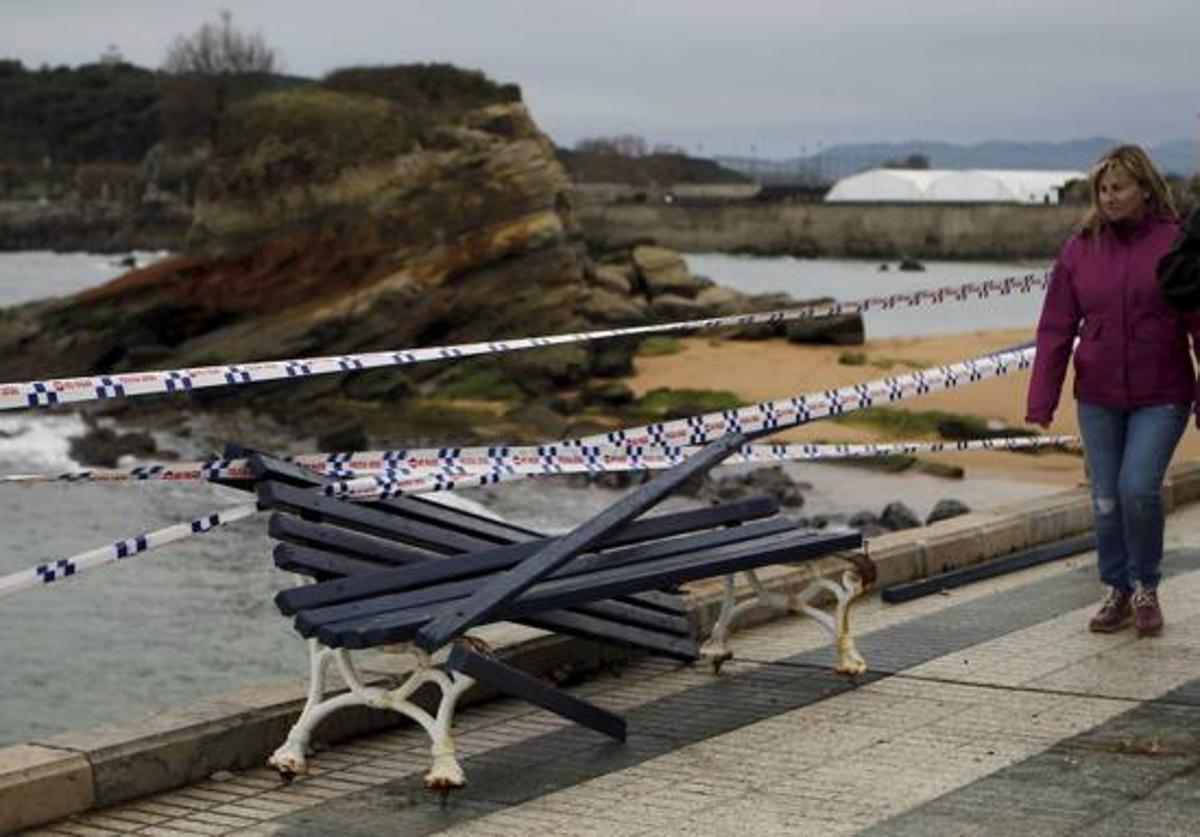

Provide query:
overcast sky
left=3, top=0, right=1198, bottom=158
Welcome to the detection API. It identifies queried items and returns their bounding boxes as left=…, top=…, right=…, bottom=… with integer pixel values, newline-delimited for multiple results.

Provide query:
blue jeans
left=1076, top=401, right=1190, bottom=592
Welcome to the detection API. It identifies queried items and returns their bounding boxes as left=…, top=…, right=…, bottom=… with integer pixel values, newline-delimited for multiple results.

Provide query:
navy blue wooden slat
left=270, top=550, right=697, bottom=656
left=446, top=646, right=626, bottom=741
left=249, top=453, right=541, bottom=543
left=269, top=515, right=440, bottom=566
left=566, top=599, right=692, bottom=635
left=614, top=589, right=688, bottom=616
left=258, top=481, right=494, bottom=554
left=273, top=542, right=703, bottom=645
left=249, top=448, right=702, bottom=659
left=274, top=545, right=383, bottom=579
left=322, top=529, right=862, bottom=648
left=413, top=433, right=754, bottom=652
left=268, top=492, right=777, bottom=568
left=520, top=611, right=698, bottom=661
left=591, top=496, right=778, bottom=548
left=282, top=517, right=797, bottom=620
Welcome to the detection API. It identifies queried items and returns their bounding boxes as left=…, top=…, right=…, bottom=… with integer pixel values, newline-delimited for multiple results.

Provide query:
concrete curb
left=6, top=458, right=1200, bottom=833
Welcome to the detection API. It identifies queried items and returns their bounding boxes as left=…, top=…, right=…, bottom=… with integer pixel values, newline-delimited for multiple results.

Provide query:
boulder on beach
left=926, top=498, right=971, bottom=524
left=880, top=501, right=921, bottom=531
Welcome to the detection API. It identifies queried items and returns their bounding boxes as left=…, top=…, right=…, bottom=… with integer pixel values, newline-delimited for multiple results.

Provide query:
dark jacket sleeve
left=1158, top=207, right=1200, bottom=312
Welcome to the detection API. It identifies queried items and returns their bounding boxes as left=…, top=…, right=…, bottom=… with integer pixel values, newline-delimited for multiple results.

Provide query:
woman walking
left=1026, top=144, right=1195, bottom=636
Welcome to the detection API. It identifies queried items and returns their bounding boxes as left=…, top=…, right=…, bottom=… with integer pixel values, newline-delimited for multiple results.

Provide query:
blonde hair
left=1080, top=143, right=1177, bottom=236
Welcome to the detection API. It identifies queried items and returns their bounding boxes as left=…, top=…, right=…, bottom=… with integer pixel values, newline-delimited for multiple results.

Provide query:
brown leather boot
left=1133, top=589, right=1163, bottom=637
left=1088, top=588, right=1132, bottom=633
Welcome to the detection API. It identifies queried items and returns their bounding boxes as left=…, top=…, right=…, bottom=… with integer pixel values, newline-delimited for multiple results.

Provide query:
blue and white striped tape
left=0, top=503, right=258, bottom=599
left=0, top=271, right=1048, bottom=411
left=327, top=345, right=1038, bottom=499
left=0, top=344, right=1040, bottom=599
left=0, top=433, right=1077, bottom=486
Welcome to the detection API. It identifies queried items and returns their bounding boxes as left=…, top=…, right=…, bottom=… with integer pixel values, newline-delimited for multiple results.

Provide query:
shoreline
left=621, top=327, right=1200, bottom=486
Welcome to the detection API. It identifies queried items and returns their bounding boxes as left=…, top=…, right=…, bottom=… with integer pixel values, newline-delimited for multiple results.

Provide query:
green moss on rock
left=635, top=387, right=742, bottom=419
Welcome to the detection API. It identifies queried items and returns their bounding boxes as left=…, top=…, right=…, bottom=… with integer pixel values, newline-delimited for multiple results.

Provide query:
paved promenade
left=28, top=504, right=1200, bottom=836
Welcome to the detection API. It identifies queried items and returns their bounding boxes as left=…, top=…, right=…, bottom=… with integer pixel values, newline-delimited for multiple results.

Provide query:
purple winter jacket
left=1025, top=213, right=1200, bottom=425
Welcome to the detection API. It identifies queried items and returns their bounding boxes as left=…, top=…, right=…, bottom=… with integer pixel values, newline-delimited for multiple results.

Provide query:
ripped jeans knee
left=1093, top=495, right=1118, bottom=517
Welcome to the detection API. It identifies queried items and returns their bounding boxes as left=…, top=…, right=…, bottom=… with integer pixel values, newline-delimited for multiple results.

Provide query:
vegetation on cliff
left=0, top=60, right=159, bottom=198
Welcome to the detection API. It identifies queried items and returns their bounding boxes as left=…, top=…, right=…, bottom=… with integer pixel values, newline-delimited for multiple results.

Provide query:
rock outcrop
left=0, top=65, right=862, bottom=450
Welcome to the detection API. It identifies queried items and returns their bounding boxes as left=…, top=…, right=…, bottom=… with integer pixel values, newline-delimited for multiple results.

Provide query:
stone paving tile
left=449, top=564, right=1200, bottom=836
left=145, top=819, right=230, bottom=836
left=41, top=824, right=125, bottom=837
left=65, top=814, right=145, bottom=833
left=138, top=828, right=219, bottom=837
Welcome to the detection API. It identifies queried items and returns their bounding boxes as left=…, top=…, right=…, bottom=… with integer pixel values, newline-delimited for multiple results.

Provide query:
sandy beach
left=626, top=327, right=1200, bottom=488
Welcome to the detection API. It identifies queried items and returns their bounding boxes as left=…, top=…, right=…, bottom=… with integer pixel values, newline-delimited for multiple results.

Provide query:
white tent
left=825, top=168, right=1085, bottom=204
left=968, top=170, right=1087, bottom=205
left=824, top=169, right=948, bottom=202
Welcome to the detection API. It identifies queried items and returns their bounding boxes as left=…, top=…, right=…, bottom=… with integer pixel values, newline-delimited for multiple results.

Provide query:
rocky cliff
left=0, top=67, right=857, bottom=452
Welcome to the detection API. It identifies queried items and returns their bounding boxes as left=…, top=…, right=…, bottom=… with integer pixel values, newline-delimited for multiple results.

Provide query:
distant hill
left=718, top=137, right=1198, bottom=182
left=558, top=148, right=751, bottom=186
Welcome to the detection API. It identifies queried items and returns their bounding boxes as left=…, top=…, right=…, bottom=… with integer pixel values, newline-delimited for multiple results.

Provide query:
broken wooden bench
left=247, top=434, right=867, bottom=791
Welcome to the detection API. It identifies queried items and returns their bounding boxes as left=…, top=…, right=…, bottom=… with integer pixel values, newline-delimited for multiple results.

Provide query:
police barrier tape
left=0, top=345, right=1039, bottom=598
left=0, top=438, right=1065, bottom=599
left=321, top=434, right=1076, bottom=499
left=0, top=434, right=1077, bottom=487
left=326, top=345, right=1038, bottom=499
left=0, top=270, right=1048, bottom=412
left=0, top=503, right=258, bottom=599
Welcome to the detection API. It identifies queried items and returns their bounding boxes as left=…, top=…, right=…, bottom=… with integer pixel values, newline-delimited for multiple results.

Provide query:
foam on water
left=0, top=414, right=87, bottom=473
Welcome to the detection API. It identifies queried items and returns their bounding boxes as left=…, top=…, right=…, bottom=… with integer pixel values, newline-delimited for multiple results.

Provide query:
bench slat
left=268, top=495, right=779, bottom=569
left=249, top=452, right=542, bottom=543
left=269, top=515, right=440, bottom=566
left=521, top=611, right=698, bottom=661
left=446, top=646, right=626, bottom=741
left=414, top=433, right=754, bottom=651
left=614, top=589, right=688, bottom=616
left=280, top=517, right=797, bottom=619
left=564, top=599, right=692, bottom=635
left=321, top=529, right=861, bottom=648
left=274, top=547, right=382, bottom=579
left=259, top=481, right=499, bottom=554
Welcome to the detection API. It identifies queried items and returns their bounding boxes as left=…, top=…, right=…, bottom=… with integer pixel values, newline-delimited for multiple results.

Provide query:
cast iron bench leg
left=699, top=564, right=870, bottom=676
left=268, top=640, right=475, bottom=792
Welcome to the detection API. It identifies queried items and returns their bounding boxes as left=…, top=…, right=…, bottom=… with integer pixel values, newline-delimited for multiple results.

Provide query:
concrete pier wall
left=580, top=203, right=1082, bottom=260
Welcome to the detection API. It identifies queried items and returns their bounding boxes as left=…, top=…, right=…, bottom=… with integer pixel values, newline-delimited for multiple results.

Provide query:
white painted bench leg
left=700, top=566, right=868, bottom=676
left=269, top=638, right=351, bottom=776
left=269, top=641, right=476, bottom=793
left=700, top=573, right=753, bottom=672
left=792, top=570, right=868, bottom=675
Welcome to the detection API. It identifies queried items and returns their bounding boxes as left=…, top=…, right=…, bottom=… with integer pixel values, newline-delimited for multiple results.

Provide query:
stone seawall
left=581, top=203, right=1082, bottom=260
